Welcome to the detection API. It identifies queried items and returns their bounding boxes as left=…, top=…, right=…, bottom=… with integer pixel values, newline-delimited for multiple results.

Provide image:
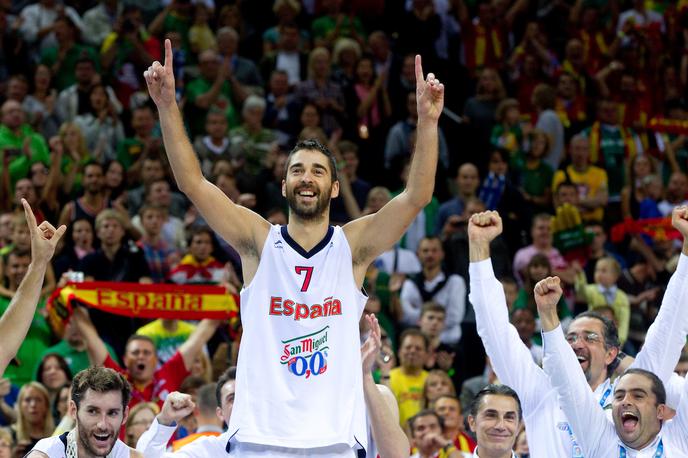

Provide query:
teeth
left=577, top=356, right=586, bottom=361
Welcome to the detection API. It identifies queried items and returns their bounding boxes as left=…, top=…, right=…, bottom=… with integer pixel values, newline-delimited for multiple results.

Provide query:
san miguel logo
left=280, top=326, right=329, bottom=378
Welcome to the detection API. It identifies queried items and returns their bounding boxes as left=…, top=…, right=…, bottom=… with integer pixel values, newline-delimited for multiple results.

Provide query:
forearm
left=0, top=399, right=16, bottom=423
left=180, top=319, right=218, bottom=368
left=363, top=376, right=408, bottom=458
left=469, top=240, right=490, bottom=262
left=157, top=103, right=205, bottom=195
left=73, top=313, right=108, bottom=365
left=403, top=119, right=438, bottom=208
left=0, top=260, right=48, bottom=373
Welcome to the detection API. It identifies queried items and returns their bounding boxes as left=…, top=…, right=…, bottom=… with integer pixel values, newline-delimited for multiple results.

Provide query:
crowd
left=2, top=0, right=688, bottom=456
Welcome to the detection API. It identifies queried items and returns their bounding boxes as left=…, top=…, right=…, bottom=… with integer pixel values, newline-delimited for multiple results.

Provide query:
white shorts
left=228, top=442, right=359, bottom=457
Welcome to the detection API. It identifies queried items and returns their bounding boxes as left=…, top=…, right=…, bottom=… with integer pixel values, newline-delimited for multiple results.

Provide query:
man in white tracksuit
left=467, top=208, right=688, bottom=457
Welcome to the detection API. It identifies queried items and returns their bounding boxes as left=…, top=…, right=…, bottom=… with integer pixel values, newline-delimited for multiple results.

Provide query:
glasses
left=565, top=332, right=602, bottom=345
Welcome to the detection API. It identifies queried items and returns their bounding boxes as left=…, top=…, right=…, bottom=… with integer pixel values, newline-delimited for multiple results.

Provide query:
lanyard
left=619, top=438, right=663, bottom=458
left=599, top=384, right=613, bottom=408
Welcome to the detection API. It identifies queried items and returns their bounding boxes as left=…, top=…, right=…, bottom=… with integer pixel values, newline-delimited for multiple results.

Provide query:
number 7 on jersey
left=295, top=266, right=314, bottom=292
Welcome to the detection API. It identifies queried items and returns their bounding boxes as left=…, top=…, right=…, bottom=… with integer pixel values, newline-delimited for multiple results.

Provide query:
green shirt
left=185, top=77, right=239, bottom=136
left=116, top=138, right=145, bottom=169
left=311, top=15, right=365, bottom=42
left=0, top=124, right=50, bottom=186
left=513, top=156, right=553, bottom=198
left=582, top=125, right=634, bottom=198
left=37, top=340, right=120, bottom=378
left=0, top=297, right=53, bottom=386
left=40, top=45, right=99, bottom=91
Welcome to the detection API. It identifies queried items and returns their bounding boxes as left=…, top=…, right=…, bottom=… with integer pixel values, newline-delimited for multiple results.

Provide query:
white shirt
left=33, top=432, right=131, bottom=457
left=468, top=254, right=688, bottom=457
left=472, top=448, right=516, bottom=458
left=375, top=247, right=421, bottom=275
left=543, top=324, right=688, bottom=457
left=400, top=271, right=466, bottom=345
left=275, top=52, right=302, bottom=86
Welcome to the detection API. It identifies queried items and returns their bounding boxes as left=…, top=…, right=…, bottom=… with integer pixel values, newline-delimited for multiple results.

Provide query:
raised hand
left=361, top=314, right=382, bottom=375
left=143, top=39, right=176, bottom=108
left=672, top=205, right=688, bottom=240
left=415, top=55, right=444, bottom=123
left=22, top=199, right=66, bottom=265
left=157, top=392, right=195, bottom=426
left=534, top=276, right=563, bottom=331
left=468, top=211, right=503, bottom=244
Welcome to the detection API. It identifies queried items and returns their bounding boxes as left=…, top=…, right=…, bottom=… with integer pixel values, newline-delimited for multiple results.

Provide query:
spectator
left=295, top=47, right=346, bottom=135
left=170, top=383, right=223, bottom=451
left=78, top=209, right=151, bottom=355
left=262, top=0, right=308, bottom=55
left=38, top=316, right=119, bottom=376
left=0, top=100, right=50, bottom=187
left=19, top=0, right=84, bottom=58
left=71, top=306, right=220, bottom=410
left=510, top=307, right=543, bottom=365
left=658, top=171, right=688, bottom=216
left=132, top=179, right=186, bottom=251
left=193, top=111, right=231, bottom=177
left=117, top=105, right=159, bottom=171
left=390, top=328, right=430, bottom=427
left=531, top=83, right=564, bottom=170
left=168, top=226, right=228, bottom=286
left=135, top=204, right=179, bottom=283
left=554, top=72, right=588, bottom=140
left=552, top=134, right=609, bottom=223
left=621, top=154, right=657, bottom=220
left=82, top=0, right=122, bottom=48
left=423, top=370, right=455, bottom=409
left=435, top=395, right=476, bottom=455
left=311, top=0, right=365, bottom=49
left=407, top=409, right=462, bottom=458
left=436, top=163, right=480, bottom=237
left=22, top=65, right=60, bottom=140
left=126, top=155, right=187, bottom=219
left=188, top=4, right=216, bottom=55
left=215, top=27, right=263, bottom=96
left=55, top=56, right=122, bottom=124
left=58, top=162, right=110, bottom=229
left=10, top=382, right=53, bottom=455
left=463, top=68, right=506, bottom=167
left=125, top=402, right=159, bottom=448
left=73, top=84, right=125, bottom=161
left=260, top=21, right=308, bottom=87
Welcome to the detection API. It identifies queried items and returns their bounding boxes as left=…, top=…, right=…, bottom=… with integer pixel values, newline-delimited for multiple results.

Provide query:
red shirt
left=104, top=351, right=189, bottom=409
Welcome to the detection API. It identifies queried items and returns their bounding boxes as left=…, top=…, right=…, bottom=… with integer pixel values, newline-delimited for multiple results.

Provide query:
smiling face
left=566, top=317, right=618, bottom=387
left=282, top=149, right=339, bottom=221
left=71, top=389, right=128, bottom=457
left=468, top=394, right=520, bottom=456
left=612, top=373, right=665, bottom=450
left=41, top=356, right=69, bottom=391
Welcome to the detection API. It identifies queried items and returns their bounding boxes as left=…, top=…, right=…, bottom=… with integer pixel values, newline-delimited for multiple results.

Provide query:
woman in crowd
left=10, top=382, right=53, bottom=455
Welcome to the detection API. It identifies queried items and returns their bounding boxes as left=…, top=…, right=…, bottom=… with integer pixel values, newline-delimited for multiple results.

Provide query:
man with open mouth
left=467, top=206, right=688, bottom=457
left=27, top=366, right=148, bottom=458
left=537, top=272, right=688, bottom=456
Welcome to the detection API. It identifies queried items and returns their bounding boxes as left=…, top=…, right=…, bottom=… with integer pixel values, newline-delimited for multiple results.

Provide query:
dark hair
left=435, top=394, right=462, bottom=411
left=469, top=384, right=522, bottom=421
left=71, top=367, right=131, bottom=410
left=399, top=327, right=429, bottom=351
left=37, top=353, right=73, bottom=387
left=421, top=302, right=446, bottom=317
left=490, top=147, right=510, bottom=165
left=187, top=225, right=215, bottom=247
left=618, top=368, right=666, bottom=405
left=83, top=160, right=104, bottom=174
left=571, top=311, right=620, bottom=376
left=179, top=375, right=207, bottom=395
left=197, top=383, right=218, bottom=416
left=215, top=367, right=237, bottom=407
left=408, top=409, right=444, bottom=434
left=125, top=334, right=156, bottom=352
left=285, top=139, right=338, bottom=182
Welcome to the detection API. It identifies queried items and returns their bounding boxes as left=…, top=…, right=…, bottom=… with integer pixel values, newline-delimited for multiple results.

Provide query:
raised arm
left=467, top=211, right=549, bottom=407
left=344, top=55, right=443, bottom=282
left=70, top=306, right=109, bottom=366
left=178, top=319, right=222, bottom=370
left=0, top=199, right=65, bottom=375
left=136, top=392, right=196, bottom=457
left=361, top=314, right=409, bottom=458
left=631, top=206, right=688, bottom=408
left=537, top=277, right=616, bottom=457
left=144, top=40, right=270, bottom=274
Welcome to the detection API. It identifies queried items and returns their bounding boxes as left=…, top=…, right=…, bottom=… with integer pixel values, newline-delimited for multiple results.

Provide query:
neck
left=572, top=162, right=588, bottom=172
left=210, top=136, right=225, bottom=145
left=28, top=422, right=44, bottom=437
left=161, top=319, right=177, bottom=332
left=476, top=446, right=513, bottom=458
left=84, top=192, right=103, bottom=205
left=402, top=365, right=423, bottom=376
left=102, top=242, right=121, bottom=260
left=286, top=215, right=329, bottom=249
left=589, top=375, right=608, bottom=392
left=423, top=265, right=442, bottom=280
left=533, top=241, right=550, bottom=251
left=591, top=246, right=604, bottom=258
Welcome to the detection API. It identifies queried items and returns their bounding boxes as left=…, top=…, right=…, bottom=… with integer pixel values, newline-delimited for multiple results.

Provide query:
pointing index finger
left=21, top=199, right=37, bottom=231
left=415, top=55, right=423, bottom=84
left=164, top=39, right=173, bottom=70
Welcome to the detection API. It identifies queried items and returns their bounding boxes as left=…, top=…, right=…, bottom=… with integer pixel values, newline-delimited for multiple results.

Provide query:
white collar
left=471, top=447, right=517, bottom=458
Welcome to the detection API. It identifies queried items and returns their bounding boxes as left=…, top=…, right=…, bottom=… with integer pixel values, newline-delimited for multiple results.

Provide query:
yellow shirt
left=390, top=367, right=428, bottom=427
left=552, top=165, right=608, bottom=222
left=136, top=319, right=197, bottom=363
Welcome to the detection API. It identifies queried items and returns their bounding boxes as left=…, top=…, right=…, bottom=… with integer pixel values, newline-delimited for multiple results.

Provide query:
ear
left=657, top=404, right=671, bottom=422
left=605, top=345, right=620, bottom=367
left=121, top=406, right=130, bottom=425
left=467, top=414, right=476, bottom=433
left=330, top=179, right=340, bottom=199
left=281, top=179, right=286, bottom=198
left=68, top=400, right=77, bottom=419
left=216, top=406, right=225, bottom=423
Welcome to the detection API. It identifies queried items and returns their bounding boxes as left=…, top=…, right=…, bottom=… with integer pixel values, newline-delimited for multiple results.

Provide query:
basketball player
left=142, top=40, right=444, bottom=456
left=27, top=366, right=174, bottom=457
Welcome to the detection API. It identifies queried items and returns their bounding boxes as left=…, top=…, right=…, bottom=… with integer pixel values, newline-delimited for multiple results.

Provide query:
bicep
left=186, top=179, right=270, bottom=256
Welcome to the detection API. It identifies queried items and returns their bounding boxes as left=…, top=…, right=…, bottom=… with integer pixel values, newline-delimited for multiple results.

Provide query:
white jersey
left=32, top=432, right=131, bottom=457
left=469, top=255, right=688, bottom=457
left=228, top=225, right=368, bottom=450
